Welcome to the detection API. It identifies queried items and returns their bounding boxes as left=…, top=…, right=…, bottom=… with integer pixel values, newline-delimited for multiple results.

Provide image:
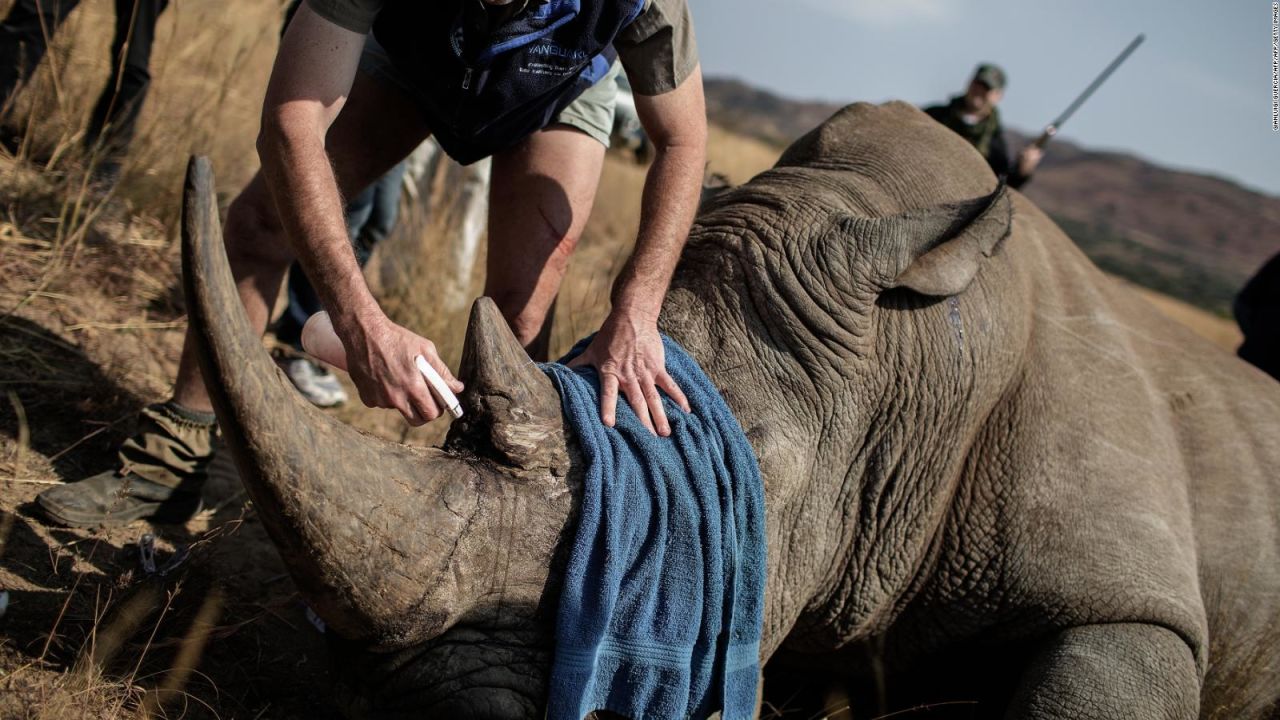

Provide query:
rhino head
left=182, top=157, right=579, bottom=716
left=182, top=101, right=1022, bottom=718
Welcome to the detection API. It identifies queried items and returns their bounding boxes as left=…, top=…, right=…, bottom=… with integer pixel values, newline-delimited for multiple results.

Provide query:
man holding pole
left=927, top=37, right=1145, bottom=192
left=924, top=63, right=1044, bottom=190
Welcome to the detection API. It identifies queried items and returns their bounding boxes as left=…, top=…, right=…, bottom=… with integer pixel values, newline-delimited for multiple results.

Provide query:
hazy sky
left=691, top=0, right=1279, bottom=196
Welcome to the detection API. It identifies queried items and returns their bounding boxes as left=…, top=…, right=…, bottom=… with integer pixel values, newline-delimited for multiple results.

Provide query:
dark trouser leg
left=275, top=261, right=326, bottom=350
left=352, top=159, right=407, bottom=261
left=84, top=0, right=167, bottom=157
left=1005, top=623, right=1199, bottom=719
left=0, top=0, right=82, bottom=113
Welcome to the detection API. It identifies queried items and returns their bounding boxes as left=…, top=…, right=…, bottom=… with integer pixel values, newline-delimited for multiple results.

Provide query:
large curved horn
left=181, top=157, right=487, bottom=644
left=449, top=298, right=568, bottom=474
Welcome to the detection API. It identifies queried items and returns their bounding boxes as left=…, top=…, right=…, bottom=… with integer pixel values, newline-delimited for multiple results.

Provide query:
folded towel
left=542, top=335, right=766, bottom=720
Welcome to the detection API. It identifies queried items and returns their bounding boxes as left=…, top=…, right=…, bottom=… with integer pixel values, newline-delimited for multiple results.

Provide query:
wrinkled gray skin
left=182, top=101, right=1280, bottom=719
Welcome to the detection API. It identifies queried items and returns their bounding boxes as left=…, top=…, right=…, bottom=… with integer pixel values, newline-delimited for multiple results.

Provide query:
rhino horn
left=450, top=297, right=569, bottom=475
left=182, top=156, right=488, bottom=645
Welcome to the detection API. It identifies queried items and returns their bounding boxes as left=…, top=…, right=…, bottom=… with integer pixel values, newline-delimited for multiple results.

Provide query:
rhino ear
left=448, top=298, right=569, bottom=475
left=855, top=183, right=1012, bottom=297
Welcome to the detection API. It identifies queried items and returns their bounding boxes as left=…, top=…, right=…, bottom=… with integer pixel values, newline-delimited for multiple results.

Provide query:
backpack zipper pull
left=462, top=68, right=474, bottom=90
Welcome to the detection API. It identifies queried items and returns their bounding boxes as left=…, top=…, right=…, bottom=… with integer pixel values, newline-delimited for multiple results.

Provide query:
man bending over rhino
left=38, top=0, right=706, bottom=528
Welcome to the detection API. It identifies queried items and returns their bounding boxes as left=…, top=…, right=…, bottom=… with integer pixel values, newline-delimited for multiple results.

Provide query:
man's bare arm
left=569, top=64, right=707, bottom=436
left=257, top=5, right=459, bottom=425
left=259, top=5, right=370, bottom=329
left=615, top=64, right=706, bottom=328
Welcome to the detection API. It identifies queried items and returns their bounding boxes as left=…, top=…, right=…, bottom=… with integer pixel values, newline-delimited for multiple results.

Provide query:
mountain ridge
left=704, top=76, right=1279, bottom=315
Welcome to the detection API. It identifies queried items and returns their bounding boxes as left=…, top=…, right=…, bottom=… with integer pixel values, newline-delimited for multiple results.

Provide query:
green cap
left=973, top=63, right=1007, bottom=91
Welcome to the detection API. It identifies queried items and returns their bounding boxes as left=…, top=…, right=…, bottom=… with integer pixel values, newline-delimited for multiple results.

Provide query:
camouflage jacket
left=924, top=96, right=1031, bottom=189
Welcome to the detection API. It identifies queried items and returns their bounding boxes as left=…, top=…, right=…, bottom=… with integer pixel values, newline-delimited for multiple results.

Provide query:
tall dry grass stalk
left=136, top=587, right=223, bottom=717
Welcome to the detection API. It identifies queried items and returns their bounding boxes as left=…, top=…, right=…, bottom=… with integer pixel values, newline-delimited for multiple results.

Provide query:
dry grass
left=1, top=3, right=331, bottom=718
left=1, top=0, right=279, bottom=224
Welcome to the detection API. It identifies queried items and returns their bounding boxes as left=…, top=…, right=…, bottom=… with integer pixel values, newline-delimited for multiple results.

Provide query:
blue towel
left=541, top=335, right=766, bottom=720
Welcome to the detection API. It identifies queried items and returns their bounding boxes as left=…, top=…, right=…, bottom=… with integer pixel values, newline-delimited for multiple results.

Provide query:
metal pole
left=1034, top=33, right=1146, bottom=148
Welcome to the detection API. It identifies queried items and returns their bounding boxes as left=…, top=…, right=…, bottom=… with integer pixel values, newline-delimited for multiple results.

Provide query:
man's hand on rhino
left=337, top=312, right=463, bottom=426
left=569, top=308, right=690, bottom=437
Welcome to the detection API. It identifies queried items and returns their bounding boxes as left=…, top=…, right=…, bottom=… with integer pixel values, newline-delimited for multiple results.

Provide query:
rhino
left=180, top=101, right=1280, bottom=719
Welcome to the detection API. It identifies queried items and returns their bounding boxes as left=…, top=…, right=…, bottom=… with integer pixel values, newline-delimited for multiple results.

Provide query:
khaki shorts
left=358, top=36, right=619, bottom=151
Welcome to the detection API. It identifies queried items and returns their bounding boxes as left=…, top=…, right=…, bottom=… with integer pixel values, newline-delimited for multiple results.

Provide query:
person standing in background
left=924, top=63, right=1044, bottom=190
left=1235, top=252, right=1280, bottom=381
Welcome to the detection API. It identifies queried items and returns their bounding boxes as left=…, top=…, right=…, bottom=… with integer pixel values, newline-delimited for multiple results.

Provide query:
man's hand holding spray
left=301, top=311, right=464, bottom=423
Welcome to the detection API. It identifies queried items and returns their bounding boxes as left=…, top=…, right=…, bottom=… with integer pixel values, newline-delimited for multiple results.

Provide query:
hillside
left=703, top=77, right=846, bottom=147
left=1020, top=138, right=1280, bottom=316
left=704, top=76, right=1280, bottom=316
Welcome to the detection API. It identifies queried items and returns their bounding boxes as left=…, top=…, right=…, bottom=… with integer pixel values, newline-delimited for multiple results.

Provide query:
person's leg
left=485, top=61, right=617, bottom=361
left=0, top=0, right=82, bottom=113
left=38, top=68, right=431, bottom=527
left=353, top=159, right=407, bottom=262
left=486, top=126, right=606, bottom=362
left=84, top=0, right=167, bottom=158
left=343, top=181, right=377, bottom=247
left=274, top=260, right=349, bottom=408
left=274, top=260, right=324, bottom=350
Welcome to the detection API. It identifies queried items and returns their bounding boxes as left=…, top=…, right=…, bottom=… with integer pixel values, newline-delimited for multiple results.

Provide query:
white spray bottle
left=300, top=311, right=463, bottom=419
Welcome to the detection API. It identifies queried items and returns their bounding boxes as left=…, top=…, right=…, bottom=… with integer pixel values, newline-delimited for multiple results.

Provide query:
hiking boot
left=276, top=353, right=348, bottom=407
left=36, top=401, right=217, bottom=528
left=37, top=470, right=203, bottom=528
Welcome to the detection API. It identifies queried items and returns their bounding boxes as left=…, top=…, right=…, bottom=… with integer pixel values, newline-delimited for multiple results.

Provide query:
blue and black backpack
left=372, top=0, right=646, bottom=165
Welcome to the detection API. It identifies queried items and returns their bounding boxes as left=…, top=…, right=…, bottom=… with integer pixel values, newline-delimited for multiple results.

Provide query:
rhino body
left=182, top=101, right=1280, bottom=719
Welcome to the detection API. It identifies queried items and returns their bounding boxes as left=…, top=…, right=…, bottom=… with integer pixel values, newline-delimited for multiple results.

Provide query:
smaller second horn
left=450, top=297, right=569, bottom=474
